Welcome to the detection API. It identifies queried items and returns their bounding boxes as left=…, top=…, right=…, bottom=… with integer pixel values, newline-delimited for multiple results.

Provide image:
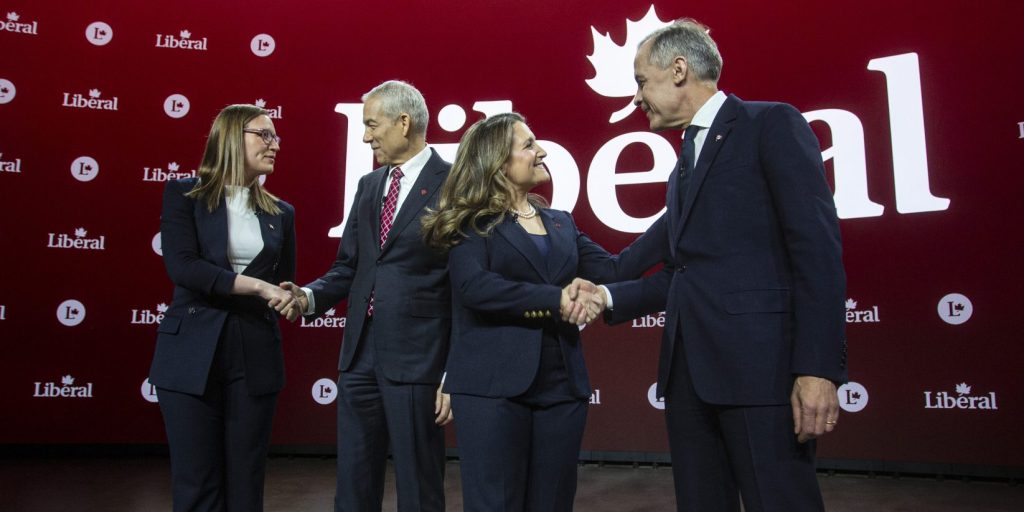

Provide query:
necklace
left=510, top=204, right=537, bottom=219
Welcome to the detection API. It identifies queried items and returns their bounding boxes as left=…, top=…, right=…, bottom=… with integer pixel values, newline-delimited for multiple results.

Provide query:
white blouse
left=225, top=186, right=264, bottom=273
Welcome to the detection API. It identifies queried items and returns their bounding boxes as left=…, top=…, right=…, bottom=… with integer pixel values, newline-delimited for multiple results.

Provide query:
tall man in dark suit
left=282, top=80, right=453, bottom=512
left=597, top=19, right=848, bottom=511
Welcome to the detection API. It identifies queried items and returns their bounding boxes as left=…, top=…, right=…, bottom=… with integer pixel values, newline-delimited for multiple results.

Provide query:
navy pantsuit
left=445, top=210, right=633, bottom=511
left=303, top=149, right=452, bottom=512
left=150, top=178, right=296, bottom=512
left=607, top=95, right=847, bottom=511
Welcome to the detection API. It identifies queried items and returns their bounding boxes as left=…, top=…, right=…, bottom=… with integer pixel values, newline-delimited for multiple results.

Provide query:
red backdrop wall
left=1, top=0, right=1021, bottom=471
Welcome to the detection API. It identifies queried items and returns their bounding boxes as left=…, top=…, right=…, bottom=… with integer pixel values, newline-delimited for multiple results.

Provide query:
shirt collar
left=390, top=145, right=432, bottom=178
left=686, top=90, right=727, bottom=134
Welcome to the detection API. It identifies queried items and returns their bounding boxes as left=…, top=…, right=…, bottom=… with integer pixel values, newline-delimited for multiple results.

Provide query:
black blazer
left=305, top=148, right=452, bottom=384
left=608, top=95, right=847, bottom=405
left=150, top=178, right=296, bottom=396
left=444, top=209, right=634, bottom=399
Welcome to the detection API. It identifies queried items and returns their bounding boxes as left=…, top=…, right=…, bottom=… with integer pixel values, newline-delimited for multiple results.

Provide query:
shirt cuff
left=301, top=286, right=316, bottom=315
left=599, top=285, right=614, bottom=310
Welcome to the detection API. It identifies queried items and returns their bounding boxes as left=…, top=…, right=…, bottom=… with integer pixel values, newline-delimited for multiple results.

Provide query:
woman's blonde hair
left=186, top=104, right=282, bottom=214
left=422, top=112, right=547, bottom=252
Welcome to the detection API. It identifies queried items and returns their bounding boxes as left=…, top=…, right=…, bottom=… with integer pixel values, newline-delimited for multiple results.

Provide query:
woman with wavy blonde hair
left=150, top=104, right=297, bottom=512
left=422, top=112, right=641, bottom=511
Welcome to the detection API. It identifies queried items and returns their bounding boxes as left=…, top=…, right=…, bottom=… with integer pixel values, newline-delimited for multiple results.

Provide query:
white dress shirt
left=225, top=186, right=264, bottom=274
left=302, top=145, right=434, bottom=314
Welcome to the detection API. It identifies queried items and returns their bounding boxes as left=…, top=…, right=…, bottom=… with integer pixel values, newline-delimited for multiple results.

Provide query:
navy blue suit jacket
left=150, top=178, right=296, bottom=396
left=608, top=95, right=847, bottom=405
left=444, top=209, right=635, bottom=399
left=304, top=149, right=452, bottom=384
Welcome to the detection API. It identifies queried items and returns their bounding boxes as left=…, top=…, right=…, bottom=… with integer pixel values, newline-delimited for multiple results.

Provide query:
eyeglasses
left=243, top=128, right=281, bottom=145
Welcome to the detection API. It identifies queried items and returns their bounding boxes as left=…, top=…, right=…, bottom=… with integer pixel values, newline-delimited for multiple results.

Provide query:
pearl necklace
left=510, top=204, right=537, bottom=219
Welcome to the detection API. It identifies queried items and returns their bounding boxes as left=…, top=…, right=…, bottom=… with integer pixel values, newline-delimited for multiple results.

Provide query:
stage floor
left=2, top=456, right=1020, bottom=511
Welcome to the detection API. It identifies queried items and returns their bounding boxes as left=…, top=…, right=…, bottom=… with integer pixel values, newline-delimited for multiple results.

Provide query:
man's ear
left=672, top=56, right=688, bottom=85
left=399, top=113, right=412, bottom=137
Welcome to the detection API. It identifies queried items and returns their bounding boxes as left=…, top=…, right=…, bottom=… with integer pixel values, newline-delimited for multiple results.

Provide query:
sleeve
left=759, top=103, right=847, bottom=382
left=160, top=180, right=237, bottom=296
left=449, top=230, right=562, bottom=319
left=574, top=212, right=669, bottom=284
left=275, top=201, right=297, bottom=285
left=303, top=177, right=365, bottom=317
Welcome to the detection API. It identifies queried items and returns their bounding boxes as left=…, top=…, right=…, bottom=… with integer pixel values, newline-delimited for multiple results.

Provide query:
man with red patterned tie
left=283, top=80, right=453, bottom=512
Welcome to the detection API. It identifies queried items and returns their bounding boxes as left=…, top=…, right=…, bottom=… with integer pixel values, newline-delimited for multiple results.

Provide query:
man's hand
left=435, top=386, right=453, bottom=426
left=279, top=282, right=309, bottom=322
left=791, top=375, right=839, bottom=443
left=560, top=278, right=606, bottom=325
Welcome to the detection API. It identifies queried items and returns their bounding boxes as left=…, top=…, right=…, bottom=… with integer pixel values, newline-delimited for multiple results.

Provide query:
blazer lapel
left=243, top=209, right=283, bottom=276
left=381, top=149, right=446, bottom=254
left=495, top=216, right=549, bottom=282
left=677, top=94, right=739, bottom=238
left=196, top=199, right=231, bottom=270
left=541, top=210, right=573, bottom=282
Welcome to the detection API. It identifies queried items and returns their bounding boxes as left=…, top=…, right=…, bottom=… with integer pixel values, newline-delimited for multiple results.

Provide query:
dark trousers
left=158, top=322, right=279, bottom=512
left=664, top=335, right=824, bottom=512
left=334, top=318, right=446, bottom=512
left=453, top=338, right=588, bottom=512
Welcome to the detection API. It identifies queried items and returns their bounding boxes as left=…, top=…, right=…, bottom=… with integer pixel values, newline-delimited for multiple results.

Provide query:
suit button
left=273, top=262, right=279, bottom=271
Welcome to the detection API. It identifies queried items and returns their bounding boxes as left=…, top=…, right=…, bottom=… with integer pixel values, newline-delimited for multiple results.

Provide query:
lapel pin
left=420, top=188, right=428, bottom=196
left=715, top=134, right=723, bottom=141
left=554, top=223, right=562, bottom=229
left=269, top=224, right=275, bottom=230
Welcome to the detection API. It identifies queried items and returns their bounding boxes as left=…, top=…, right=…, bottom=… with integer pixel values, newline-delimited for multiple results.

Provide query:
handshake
left=259, top=281, right=309, bottom=322
left=258, top=278, right=607, bottom=326
left=559, top=278, right=608, bottom=326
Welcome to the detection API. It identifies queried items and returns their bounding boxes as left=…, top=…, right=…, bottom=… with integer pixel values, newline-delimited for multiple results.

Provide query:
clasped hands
left=560, top=278, right=608, bottom=325
left=258, top=281, right=309, bottom=322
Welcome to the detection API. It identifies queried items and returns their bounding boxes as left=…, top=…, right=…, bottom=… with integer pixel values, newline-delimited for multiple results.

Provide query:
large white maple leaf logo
left=586, top=5, right=672, bottom=123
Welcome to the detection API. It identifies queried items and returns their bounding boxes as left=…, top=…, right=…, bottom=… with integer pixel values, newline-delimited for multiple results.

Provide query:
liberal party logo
left=0, top=304, right=6, bottom=320
left=937, top=293, right=973, bottom=325
left=924, top=382, right=998, bottom=410
left=632, top=311, right=665, bottom=328
left=1, top=12, right=37, bottom=35
left=164, top=94, right=190, bottom=118
left=56, top=299, right=86, bottom=326
left=155, top=29, right=208, bottom=50
left=47, top=227, right=106, bottom=250
left=586, top=5, right=671, bottom=123
left=140, top=378, right=159, bottom=403
left=131, top=303, right=168, bottom=325
left=300, top=307, right=346, bottom=328
left=152, top=233, right=163, bottom=256
left=845, top=298, right=880, bottom=323
left=0, top=78, right=15, bottom=104
left=647, top=382, right=665, bottom=410
left=143, top=161, right=196, bottom=182
left=312, top=378, right=338, bottom=405
left=62, top=88, right=119, bottom=110
left=0, top=151, right=23, bottom=173
left=589, top=388, right=602, bottom=405
left=837, top=382, right=869, bottom=413
left=34, top=375, right=94, bottom=398
left=250, top=33, right=275, bottom=57
left=255, top=98, right=283, bottom=119
left=70, top=156, right=100, bottom=182
left=85, top=21, right=113, bottom=46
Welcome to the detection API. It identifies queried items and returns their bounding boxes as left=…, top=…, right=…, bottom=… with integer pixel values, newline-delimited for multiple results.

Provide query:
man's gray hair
left=641, top=19, right=723, bottom=84
left=362, top=80, right=429, bottom=137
